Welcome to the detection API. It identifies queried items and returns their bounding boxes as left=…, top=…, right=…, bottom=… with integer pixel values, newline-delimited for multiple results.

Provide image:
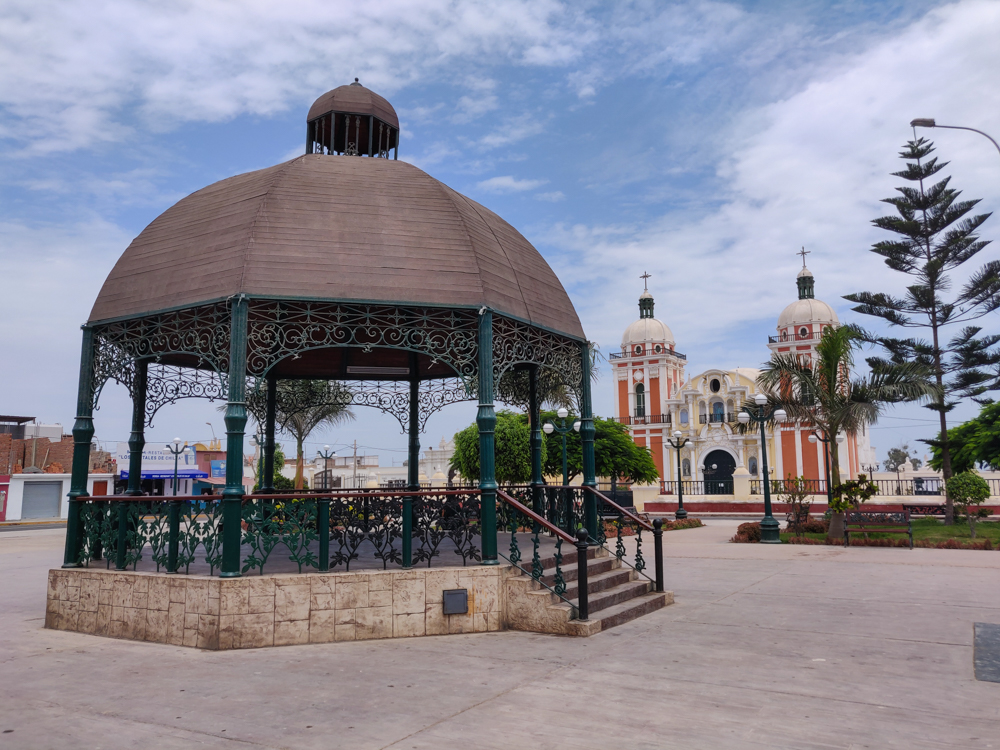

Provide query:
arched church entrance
left=703, top=449, right=736, bottom=495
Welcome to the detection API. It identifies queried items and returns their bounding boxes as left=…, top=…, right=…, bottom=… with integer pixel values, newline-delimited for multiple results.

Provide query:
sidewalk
left=1, top=524, right=998, bottom=749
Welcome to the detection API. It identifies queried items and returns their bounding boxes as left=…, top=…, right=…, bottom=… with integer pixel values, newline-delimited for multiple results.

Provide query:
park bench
left=844, top=510, right=913, bottom=549
left=785, top=504, right=812, bottom=531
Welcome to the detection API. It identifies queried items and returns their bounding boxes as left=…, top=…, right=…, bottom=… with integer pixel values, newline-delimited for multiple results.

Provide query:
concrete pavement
left=1, top=523, right=998, bottom=749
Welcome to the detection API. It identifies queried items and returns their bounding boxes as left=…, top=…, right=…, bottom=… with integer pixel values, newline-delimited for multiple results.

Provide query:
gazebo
left=61, top=80, right=602, bottom=578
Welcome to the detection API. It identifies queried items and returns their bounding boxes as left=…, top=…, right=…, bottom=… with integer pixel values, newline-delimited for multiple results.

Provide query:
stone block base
left=46, top=566, right=504, bottom=649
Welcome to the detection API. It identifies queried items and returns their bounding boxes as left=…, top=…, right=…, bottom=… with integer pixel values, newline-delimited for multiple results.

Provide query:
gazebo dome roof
left=307, top=79, right=398, bottom=129
left=88, top=154, right=584, bottom=339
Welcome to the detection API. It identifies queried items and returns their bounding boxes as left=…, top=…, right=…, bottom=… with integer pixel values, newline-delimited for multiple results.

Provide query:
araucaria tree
left=845, top=138, right=1000, bottom=523
left=758, top=325, right=934, bottom=537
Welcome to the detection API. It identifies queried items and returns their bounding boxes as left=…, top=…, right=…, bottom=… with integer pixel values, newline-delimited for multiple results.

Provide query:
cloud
left=545, top=0, right=1000, bottom=372
left=536, top=190, right=565, bottom=202
left=476, top=175, right=548, bottom=193
left=0, top=0, right=590, bottom=155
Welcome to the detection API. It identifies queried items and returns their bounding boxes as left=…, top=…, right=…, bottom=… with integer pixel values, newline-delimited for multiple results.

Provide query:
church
left=612, top=259, right=876, bottom=494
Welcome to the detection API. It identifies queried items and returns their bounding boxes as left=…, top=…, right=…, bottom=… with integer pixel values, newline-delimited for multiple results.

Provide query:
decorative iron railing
left=584, top=487, right=663, bottom=593
left=616, top=414, right=671, bottom=425
left=750, top=479, right=828, bottom=495
left=609, top=348, right=687, bottom=360
left=71, top=490, right=483, bottom=575
left=659, top=480, right=734, bottom=496
left=496, top=489, right=580, bottom=616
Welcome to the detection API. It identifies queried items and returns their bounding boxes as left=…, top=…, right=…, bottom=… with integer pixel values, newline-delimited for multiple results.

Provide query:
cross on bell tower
left=796, top=247, right=815, bottom=300
left=638, top=272, right=654, bottom=318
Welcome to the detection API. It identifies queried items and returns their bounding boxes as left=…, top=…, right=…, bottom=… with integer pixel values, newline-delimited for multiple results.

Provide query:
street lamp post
left=737, top=394, right=787, bottom=543
left=910, top=119, right=1000, bottom=159
left=314, top=445, right=335, bottom=572
left=808, top=431, right=833, bottom=509
left=665, top=431, right=690, bottom=520
left=543, top=407, right=581, bottom=532
left=316, top=445, right=336, bottom=491
left=165, top=438, right=189, bottom=573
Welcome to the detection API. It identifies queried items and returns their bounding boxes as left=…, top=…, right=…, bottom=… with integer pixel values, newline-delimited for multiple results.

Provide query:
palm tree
left=244, top=380, right=354, bottom=489
left=756, top=325, right=936, bottom=537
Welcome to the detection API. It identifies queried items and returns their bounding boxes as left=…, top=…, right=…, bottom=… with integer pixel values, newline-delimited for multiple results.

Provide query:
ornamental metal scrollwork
left=89, top=302, right=231, bottom=410
left=246, top=377, right=475, bottom=434
left=244, top=300, right=480, bottom=382
left=145, top=365, right=228, bottom=427
left=491, top=315, right=584, bottom=399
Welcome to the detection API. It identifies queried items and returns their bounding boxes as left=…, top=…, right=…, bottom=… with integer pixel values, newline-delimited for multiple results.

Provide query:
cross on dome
left=640, top=271, right=651, bottom=290
left=797, top=246, right=810, bottom=268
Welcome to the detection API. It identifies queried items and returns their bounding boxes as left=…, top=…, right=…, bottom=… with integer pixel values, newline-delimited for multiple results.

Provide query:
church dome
left=621, top=285, right=674, bottom=347
left=622, top=317, right=674, bottom=346
left=777, top=298, right=839, bottom=328
left=776, top=265, right=838, bottom=328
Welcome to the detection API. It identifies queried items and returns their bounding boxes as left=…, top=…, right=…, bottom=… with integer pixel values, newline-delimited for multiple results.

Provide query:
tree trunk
left=828, top=440, right=845, bottom=539
left=294, top=435, right=304, bottom=490
left=829, top=512, right=845, bottom=540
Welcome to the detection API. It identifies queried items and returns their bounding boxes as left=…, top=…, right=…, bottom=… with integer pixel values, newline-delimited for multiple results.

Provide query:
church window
left=682, top=458, right=691, bottom=477
left=711, top=401, right=725, bottom=423
left=799, top=326, right=809, bottom=338
left=634, top=383, right=646, bottom=417
left=654, top=344, right=662, bottom=353
left=680, top=409, right=688, bottom=424
left=634, top=345, right=643, bottom=355
left=780, top=330, right=788, bottom=341
left=710, top=378, right=721, bottom=393
left=749, top=457, right=758, bottom=476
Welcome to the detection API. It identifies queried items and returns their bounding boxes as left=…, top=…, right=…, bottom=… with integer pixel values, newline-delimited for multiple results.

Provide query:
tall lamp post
left=166, top=437, right=190, bottom=497
left=737, top=394, right=787, bottom=543
left=666, top=431, right=690, bottom=520
left=808, top=430, right=834, bottom=509
left=543, top=407, right=581, bottom=532
left=165, top=437, right=190, bottom=574
left=910, top=119, right=1000, bottom=159
left=316, top=445, right=336, bottom=491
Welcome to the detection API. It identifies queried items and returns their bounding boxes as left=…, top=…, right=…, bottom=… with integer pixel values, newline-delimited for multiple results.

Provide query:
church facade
left=612, top=265, right=876, bottom=493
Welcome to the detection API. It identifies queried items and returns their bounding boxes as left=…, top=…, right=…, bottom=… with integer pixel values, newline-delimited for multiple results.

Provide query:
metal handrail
left=584, top=487, right=652, bottom=531
left=82, top=495, right=207, bottom=502
left=497, top=490, right=575, bottom=544
left=583, top=487, right=659, bottom=589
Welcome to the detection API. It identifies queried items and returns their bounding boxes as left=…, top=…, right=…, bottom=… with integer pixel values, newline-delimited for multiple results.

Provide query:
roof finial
left=640, top=271, right=651, bottom=291
left=798, top=246, right=810, bottom=268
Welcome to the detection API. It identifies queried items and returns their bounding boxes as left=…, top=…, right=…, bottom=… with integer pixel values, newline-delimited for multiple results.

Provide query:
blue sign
left=211, top=460, right=226, bottom=478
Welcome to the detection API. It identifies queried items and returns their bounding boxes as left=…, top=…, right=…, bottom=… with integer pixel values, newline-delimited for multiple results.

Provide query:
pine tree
left=845, top=138, right=1000, bottom=523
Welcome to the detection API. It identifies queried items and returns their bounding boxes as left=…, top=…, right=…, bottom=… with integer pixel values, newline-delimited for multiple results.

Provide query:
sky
left=2, top=0, right=999, bottom=466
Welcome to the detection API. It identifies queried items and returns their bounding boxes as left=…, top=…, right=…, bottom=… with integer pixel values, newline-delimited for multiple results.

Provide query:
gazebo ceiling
left=89, top=154, right=584, bottom=340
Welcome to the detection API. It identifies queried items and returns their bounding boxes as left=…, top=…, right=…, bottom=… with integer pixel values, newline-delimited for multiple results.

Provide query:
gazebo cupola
left=306, top=79, right=400, bottom=158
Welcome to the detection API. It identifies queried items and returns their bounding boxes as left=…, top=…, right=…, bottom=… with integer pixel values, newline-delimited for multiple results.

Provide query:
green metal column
left=404, top=355, right=419, bottom=568
left=580, top=342, right=598, bottom=540
left=221, top=296, right=249, bottom=577
left=261, top=373, right=277, bottom=492
left=126, top=359, right=148, bottom=496
left=528, top=365, right=544, bottom=523
left=63, top=326, right=96, bottom=568
left=477, top=310, right=498, bottom=565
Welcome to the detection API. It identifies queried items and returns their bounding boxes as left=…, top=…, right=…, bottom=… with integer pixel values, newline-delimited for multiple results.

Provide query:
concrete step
left=572, top=579, right=653, bottom=615
left=536, top=545, right=598, bottom=571
left=561, top=567, right=634, bottom=602
left=540, top=556, right=616, bottom=587
left=588, top=591, right=671, bottom=632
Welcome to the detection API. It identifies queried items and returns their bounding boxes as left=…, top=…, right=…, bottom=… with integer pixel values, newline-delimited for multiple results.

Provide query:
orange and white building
left=612, top=265, right=875, bottom=492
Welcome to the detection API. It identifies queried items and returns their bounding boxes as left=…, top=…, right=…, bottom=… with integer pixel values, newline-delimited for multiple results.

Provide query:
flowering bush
left=730, top=522, right=761, bottom=543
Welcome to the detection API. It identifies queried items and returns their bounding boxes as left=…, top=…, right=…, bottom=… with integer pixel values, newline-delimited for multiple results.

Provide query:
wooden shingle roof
left=89, top=155, right=584, bottom=340
left=307, top=82, right=399, bottom=128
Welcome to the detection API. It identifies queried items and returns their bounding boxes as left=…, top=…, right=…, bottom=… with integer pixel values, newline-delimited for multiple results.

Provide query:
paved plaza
left=1, top=521, right=998, bottom=749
